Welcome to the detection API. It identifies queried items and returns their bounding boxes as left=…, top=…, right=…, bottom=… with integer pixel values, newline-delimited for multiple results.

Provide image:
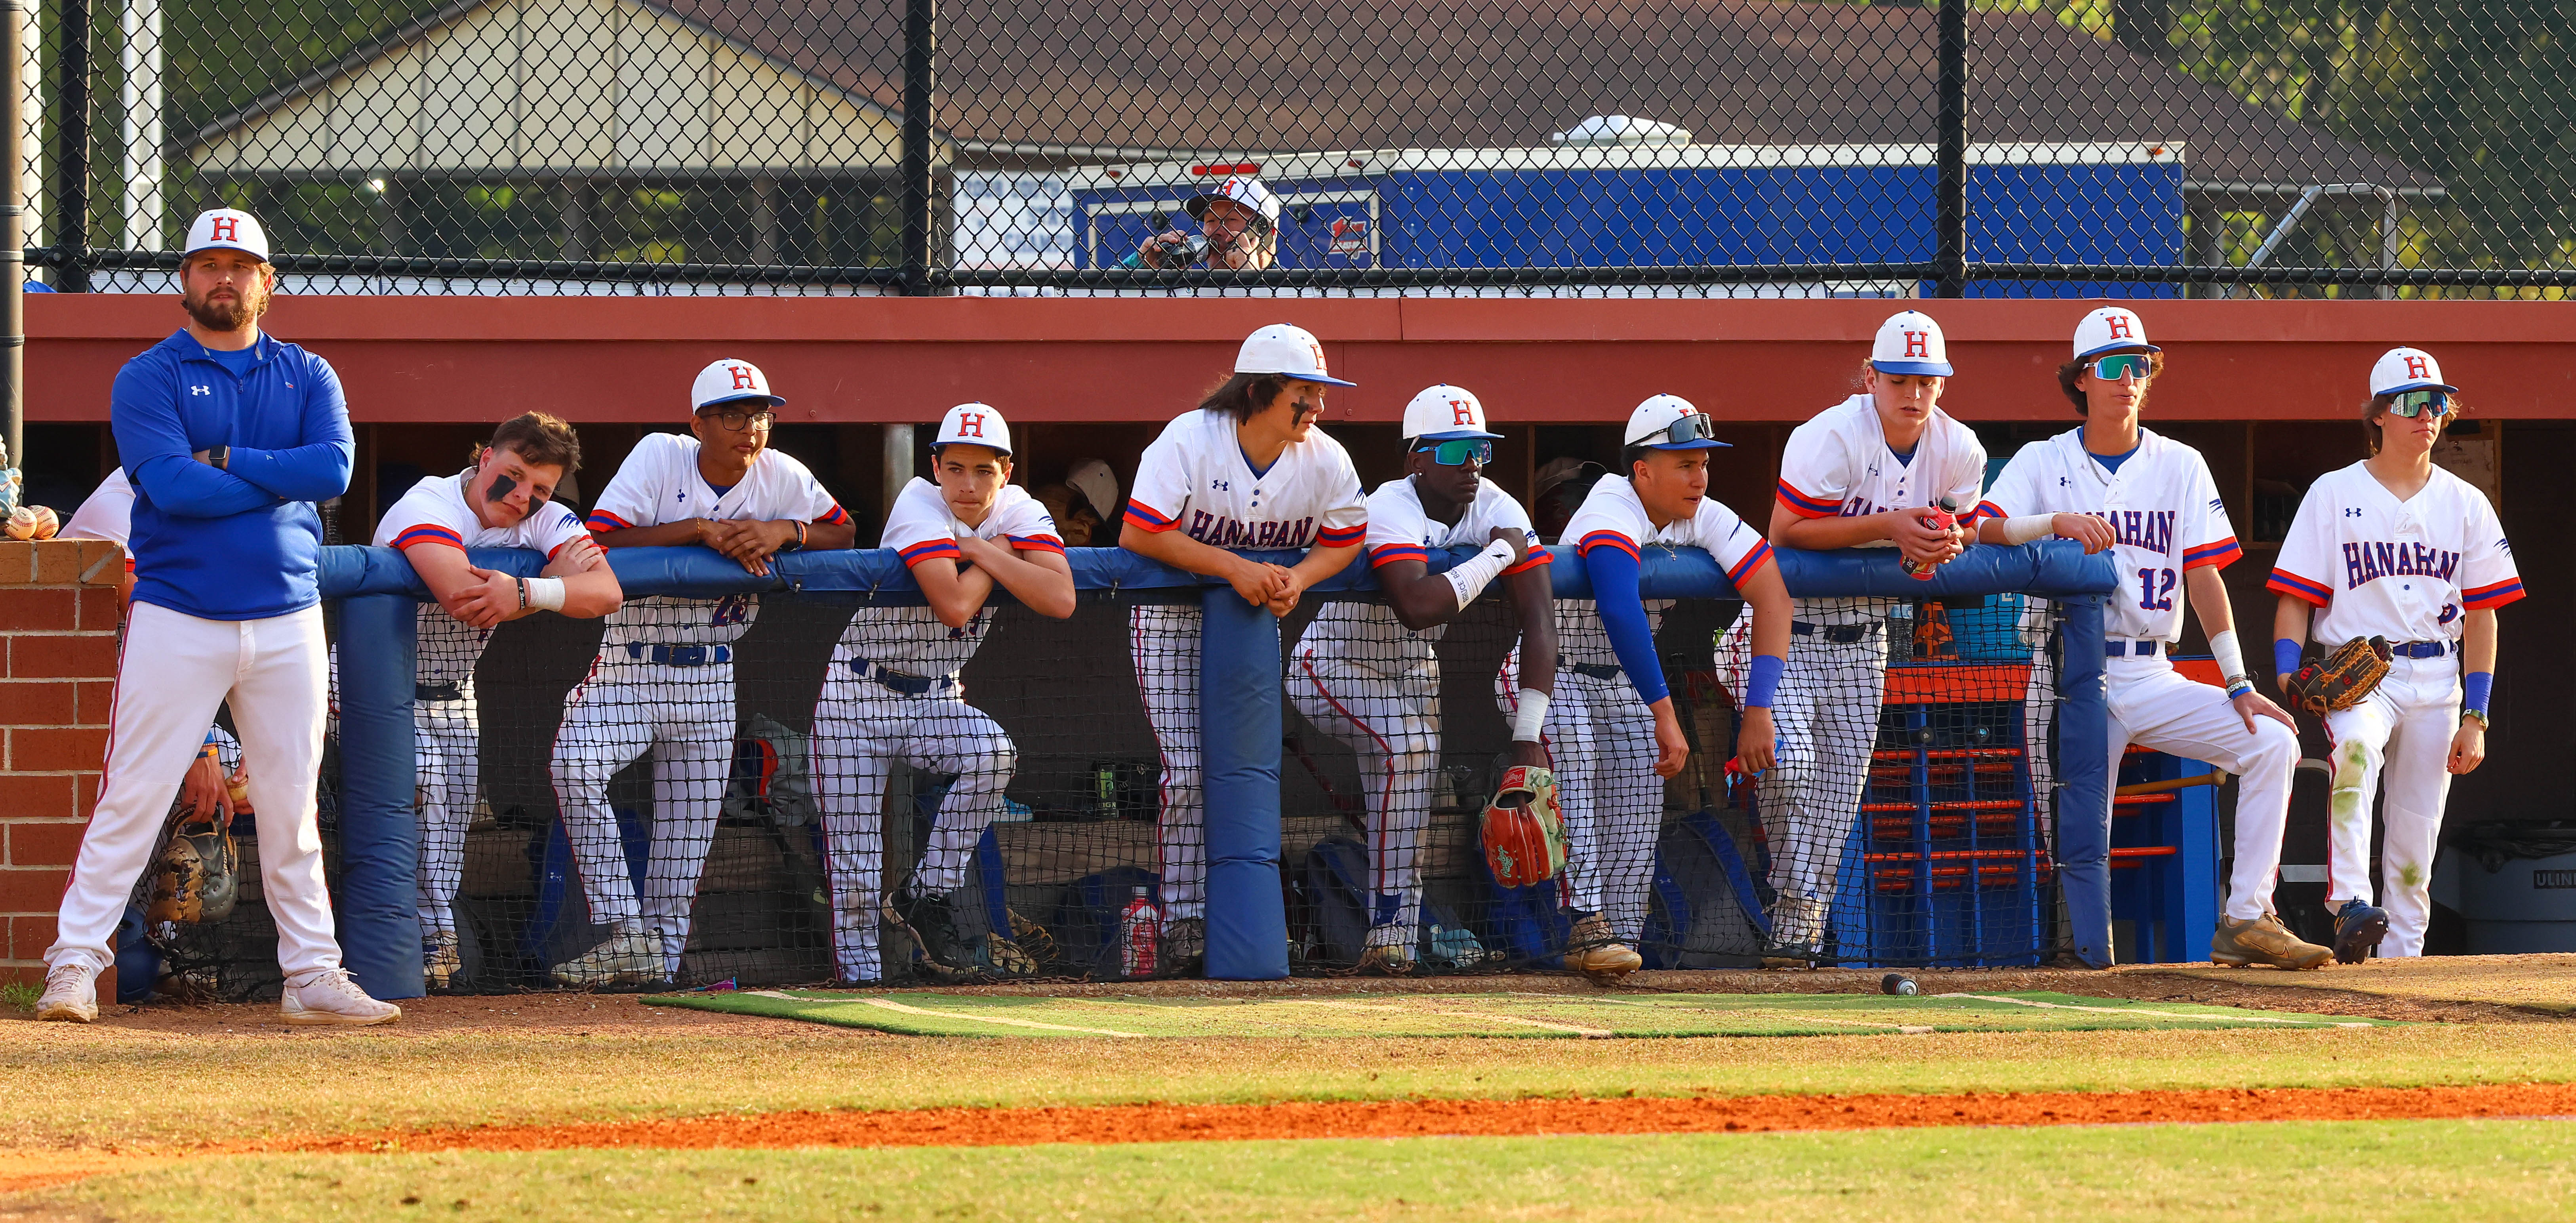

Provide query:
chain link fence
left=18, top=0, right=2576, bottom=297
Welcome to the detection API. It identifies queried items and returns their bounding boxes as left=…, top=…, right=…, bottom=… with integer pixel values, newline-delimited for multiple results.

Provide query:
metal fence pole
left=1, top=0, right=20, bottom=470
left=1934, top=0, right=1967, bottom=299
left=51, top=0, right=87, bottom=292
left=900, top=0, right=935, bottom=295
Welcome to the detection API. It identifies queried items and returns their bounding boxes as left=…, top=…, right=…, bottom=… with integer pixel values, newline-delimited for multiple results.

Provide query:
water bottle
left=1119, top=888, right=1159, bottom=978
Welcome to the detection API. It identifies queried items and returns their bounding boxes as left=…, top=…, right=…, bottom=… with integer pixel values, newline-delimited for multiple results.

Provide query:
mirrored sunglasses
left=1416, top=438, right=1494, bottom=466
left=1646, top=411, right=1718, bottom=447
left=2387, top=389, right=2453, bottom=419
left=2090, top=353, right=2153, bottom=380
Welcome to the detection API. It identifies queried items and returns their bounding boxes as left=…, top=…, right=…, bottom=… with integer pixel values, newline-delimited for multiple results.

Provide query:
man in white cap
left=39, top=209, right=401, bottom=1025
left=1551, top=394, right=1792, bottom=981
left=2267, top=347, right=2518, bottom=962
left=1290, top=385, right=1557, bottom=974
left=1975, top=306, right=2311, bottom=969
left=1128, top=175, right=1280, bottom=271
left=547, top=359, right=855, bottom=987
left=1120, top=322, right=1367, bottom=974
left=814, top=402, right=1074, bottom=983
left=1743, top=308, right=1989, bottom=966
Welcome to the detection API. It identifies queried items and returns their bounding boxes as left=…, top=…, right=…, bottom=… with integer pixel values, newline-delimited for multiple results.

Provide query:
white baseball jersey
left=842, top=477, right=1063, bottom=674
left=1122, top=409, right=1366, bottom=552
left=63, top=470, right=137, bottom=569
left=375, top=471, right=591, bottom=685
left=2267, top=462, right=2523, bottom=642
left=583, top=432, right=848, bottom=646
left=1774, top=394, right=1988, bottom=531
left=1558, top=475, right=1774, bottom=668
left=1306, top=476, right=1546, bottom=658
left=1976, top=427, right=2242, bottom=642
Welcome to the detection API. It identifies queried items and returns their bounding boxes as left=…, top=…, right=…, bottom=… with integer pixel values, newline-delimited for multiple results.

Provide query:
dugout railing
left=149, top=539, right=2116, bottom=1000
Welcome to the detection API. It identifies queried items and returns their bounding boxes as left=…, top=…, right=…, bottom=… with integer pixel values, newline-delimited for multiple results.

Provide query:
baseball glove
left=1480, top=765, right=1568, bottom=888
left=2286, top=635, right=2392, bottom=716
left=146, top=816, right=240, bottom=925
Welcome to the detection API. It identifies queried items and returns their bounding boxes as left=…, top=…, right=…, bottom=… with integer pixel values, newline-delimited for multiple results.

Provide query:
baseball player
left=372, top=413, right=623, bottom=989
left=1120, top=323, right=1367, bottom=975
left=1290, top=385, right=1555, bottom=975
left=1126, top=175, right=1279, bottom=271
left=551, top=359, right=855, bottom=987
left=1745, top=309, right=1986, bottom=964
left=815, top=402, right=1074, bottom=983
left=40, top=208, right=399, bottom=1025
left=1974, top=307, right=2321, bottom=969
left=1547, top=394, right=1792, bottom=981
left=2268, top=347, right=2518, bottom=962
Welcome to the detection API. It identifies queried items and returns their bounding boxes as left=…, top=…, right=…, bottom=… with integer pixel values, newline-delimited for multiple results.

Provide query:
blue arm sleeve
left=111, top=362, right=279, bottom=518
left=1582, top=543, right=1669, bottom=705
left=225, top=355, right=354, bottom=500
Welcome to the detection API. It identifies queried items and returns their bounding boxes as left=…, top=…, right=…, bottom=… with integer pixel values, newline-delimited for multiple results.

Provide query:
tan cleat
left=423, top=931, right=462, bottom=991
left=552, top=927, right=665, bottom=988
left=2210, top=912, right=2332, bottom=970
left=280, top=967, right=402, bottom=1026
left=36, top=961, right=100, bottom=1023
left=1564, top=912, right=1643, bottom=983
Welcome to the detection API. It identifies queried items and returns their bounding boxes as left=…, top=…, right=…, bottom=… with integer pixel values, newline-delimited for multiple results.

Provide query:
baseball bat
left=2113, top=770, right=2227, bottom=797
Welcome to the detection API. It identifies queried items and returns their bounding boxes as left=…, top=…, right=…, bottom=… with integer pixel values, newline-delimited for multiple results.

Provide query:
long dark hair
left=1197, top=372, right=1292, bottom=421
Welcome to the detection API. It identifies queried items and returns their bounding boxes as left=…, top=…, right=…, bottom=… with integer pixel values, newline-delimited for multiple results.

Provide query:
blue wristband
left=203, top=727, right=221, bottom=747
left=2274, top=638, right=2303, bottom=679
left=1745, top=654, right=1784, bottom=709
left=2464, top=671, right=2493, bottom=716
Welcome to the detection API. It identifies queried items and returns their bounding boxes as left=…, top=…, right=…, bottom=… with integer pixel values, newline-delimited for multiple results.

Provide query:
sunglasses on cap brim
left=1413, top=438, right=1494, bottom=466
left=2089, top=353, right=2153, bottom=379
left=1634, top=411, right=1726, bottom=448
left=2386, top=389, right=2455, bottom=418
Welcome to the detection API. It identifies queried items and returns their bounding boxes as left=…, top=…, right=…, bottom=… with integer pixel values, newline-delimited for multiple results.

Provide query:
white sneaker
left=36, top=961, right=99, bottom=1023
left=280, top=967, right=402, bottom=1027
left=552, top=927, right=664, bottom=988
left=424, top=931, right=461, bottom=991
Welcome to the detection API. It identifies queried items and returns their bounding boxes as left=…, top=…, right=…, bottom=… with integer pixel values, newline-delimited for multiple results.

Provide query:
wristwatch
left=2462, top=708, right=2491, bottom=730
left=204, top=444, right=229, bottom=471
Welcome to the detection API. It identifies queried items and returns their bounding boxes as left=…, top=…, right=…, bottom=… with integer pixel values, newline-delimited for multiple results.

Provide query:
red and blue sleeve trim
left=1122, top=502, right=1178, bottom=533
left=391, top=524, right=467, bottom=551
left=585, top=510, right=634, bottom=532
left=817, top=503, right=851, bottom=526
left=1972, top=500, right=2007, bottom=524
left=1502, top=549, right=1553, bottom=575
left=1008, top=533, right=1066, bottom=555
left=2464, top=577, right=2526, bottom=610
left=1368, top=543, right=1431, bottom=568
left=1775, top=480, right=1841, bottom=520
left=1318, top=523, right=1367, bottom=548
left=1724, top=539, right=1776, bottom=587
left=898, top=539, right=964, bottom=567
left=1577, top=530, right=1640, bottom=560
left=545, top=536, right=583, bottom=561
left=2265, top=569, right=2334, bottom=608
left=2181, top=536, right=2242, bottom=570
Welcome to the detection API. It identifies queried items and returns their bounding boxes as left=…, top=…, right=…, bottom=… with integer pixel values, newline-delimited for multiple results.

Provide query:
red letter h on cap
left=2106, top=314, right=2133, bottom=339
left=958, top=413, right=985, bottom=438
left=211, top=217, right=238, bottom=242
left=1904, top=331, right=1928, bottom=358
left=730, top=365, right=758, bottom=391
left=2405, top=355, right=2429, bottom=379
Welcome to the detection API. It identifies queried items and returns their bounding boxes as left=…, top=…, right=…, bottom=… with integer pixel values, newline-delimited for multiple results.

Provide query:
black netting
left=21, top=1, right=2576, bottom=297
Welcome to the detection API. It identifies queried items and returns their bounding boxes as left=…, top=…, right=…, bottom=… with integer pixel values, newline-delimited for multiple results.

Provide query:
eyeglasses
left=699, top=407, right=777, bottom=432
left=2387, top=389, right=2454, bottom=419
left=1414, top=438, right=1494, bottom=467
left=1637, top=411, right=1718, bottom=448
left=2090, top=353, right=2153, bottom=380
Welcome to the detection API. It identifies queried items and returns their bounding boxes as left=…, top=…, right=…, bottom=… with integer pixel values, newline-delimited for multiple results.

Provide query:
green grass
left=9, top=1024, right=2574, bottom=1151
left=0, top=983, right=35, bottom=1016
left=18, top=1120, right=2576, bottom=1221
left=649, top=989, right=2397, bottom=1038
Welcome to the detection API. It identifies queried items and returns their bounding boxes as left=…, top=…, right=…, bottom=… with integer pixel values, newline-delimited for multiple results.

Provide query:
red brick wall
left=0, top=537, right=124, bottom=999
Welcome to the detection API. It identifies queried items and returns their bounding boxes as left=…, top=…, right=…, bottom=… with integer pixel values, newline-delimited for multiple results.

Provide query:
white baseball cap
left=1065, top=458, right=1120, bottom=518
left=1235, top=323, right=1357, bottom=387
left=2370, top=346, right=2456, bottom=397
left=932, top=402, right=1013, bottom=455
left=1624, top=393, right=1730, bottom=451
left=690, top=358, right=785, bottom=412
left=2073, top=306, right=2160, bottom=360
left=184, top=208, right=270, bottom=263
left=1870, top=309, right=1952, bottom=377
left=1186, top=175, right=1280, bottom=232
left=1402, top=384, right=1501, bottom=441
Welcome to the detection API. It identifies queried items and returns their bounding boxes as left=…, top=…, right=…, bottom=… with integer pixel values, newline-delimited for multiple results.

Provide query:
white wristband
left=2000, top=514, right=2056, bottom=546
left=2209, top=629, right=2248, bottom=691
left=1442, top=539, right=1520, bottom=611
left=1511, top=689, right=1550, bottom=742
left=524, top=576, right=567, bottom=612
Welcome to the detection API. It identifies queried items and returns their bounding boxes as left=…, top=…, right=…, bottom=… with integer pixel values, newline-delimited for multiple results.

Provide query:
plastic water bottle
left=1119, top=888, right=1159, bottom=978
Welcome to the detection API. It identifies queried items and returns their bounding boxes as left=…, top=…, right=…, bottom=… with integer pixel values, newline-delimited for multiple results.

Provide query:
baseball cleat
left=1564, top=912, right=1642, bottom=983
left=2332, top=899, right=2390, bottom=965
left=889, top=890, right=978, bottom=979
left=423, top=931, right=462, bottom=991
left=552, top=927, right=663, bottom=988
left=36, top=961, right=99, bottom=1023
left=2210, top=912, right=2333, bottom=970
left=1158, top=917, right=1206, bottom=977
left=280, top=967, right=402, bottom=1027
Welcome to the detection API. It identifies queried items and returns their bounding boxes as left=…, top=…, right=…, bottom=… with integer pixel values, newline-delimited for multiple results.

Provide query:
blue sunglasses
left=2090, top=353, right=2153, bottom=380
left=2387, top=389, right=2453, bottom=419
left=1415, top=438, right=1494, bottom=466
